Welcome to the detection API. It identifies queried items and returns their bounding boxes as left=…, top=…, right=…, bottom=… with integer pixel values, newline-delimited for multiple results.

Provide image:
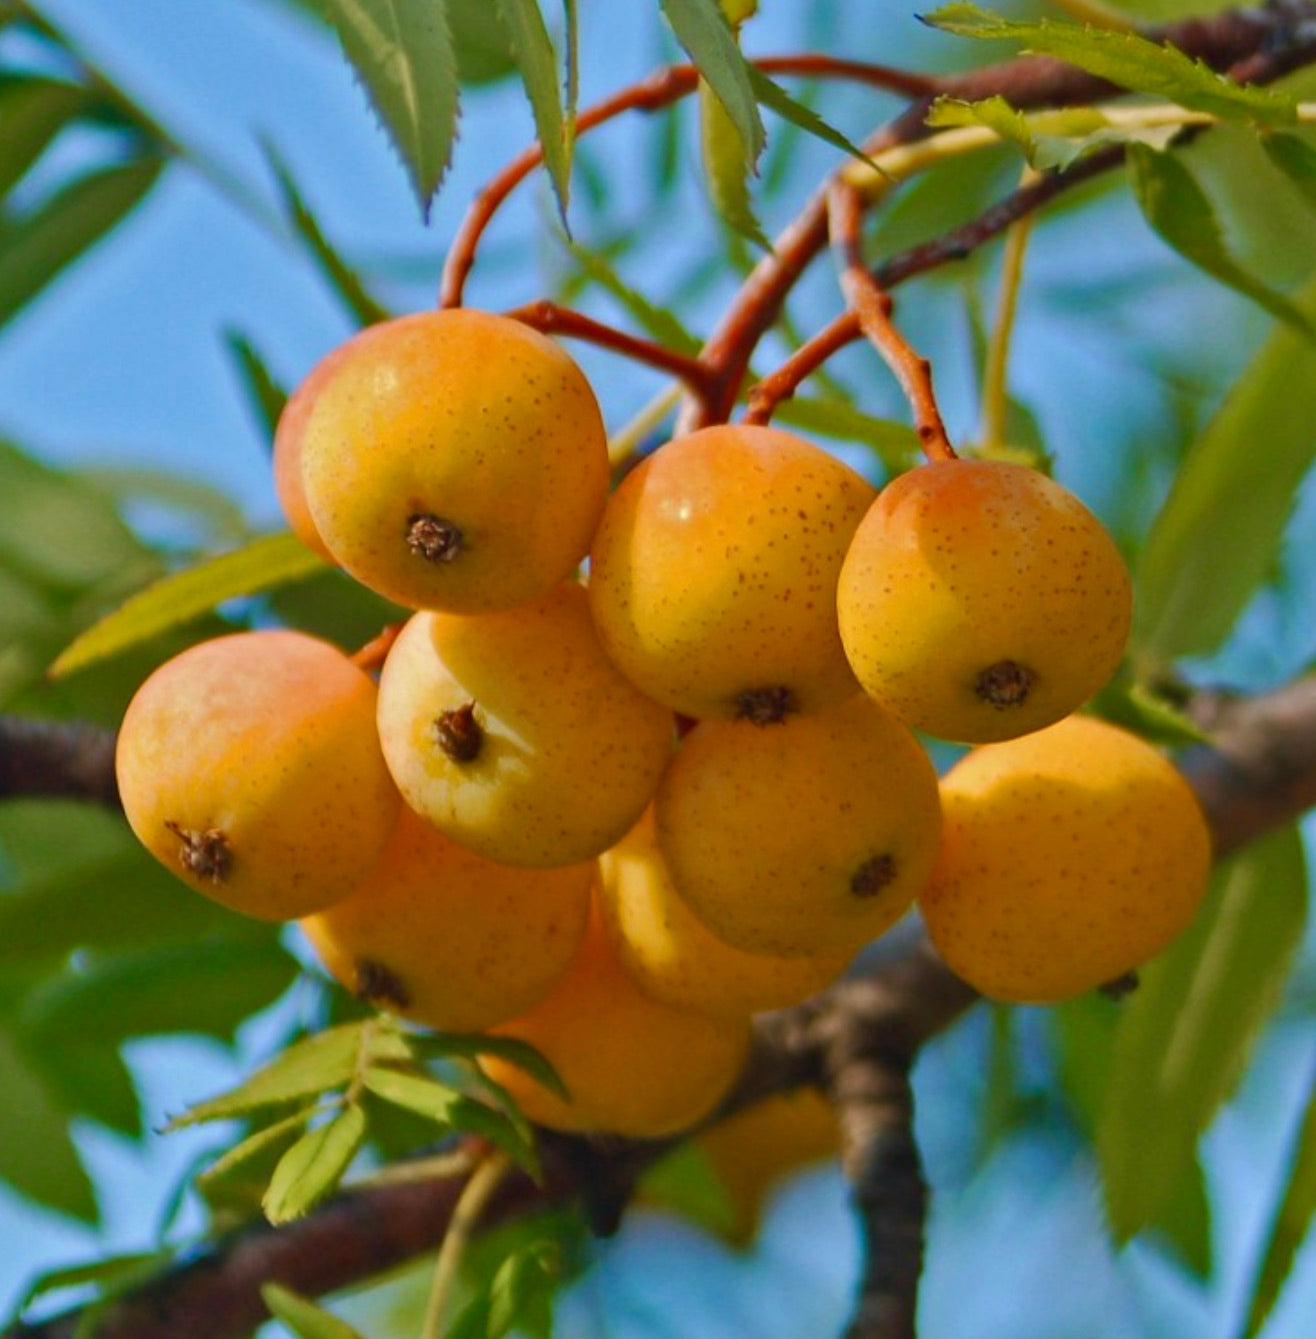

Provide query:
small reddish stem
left=505, top=301, right=720, bottom=408
left=351, top=624, right=402, bottom=673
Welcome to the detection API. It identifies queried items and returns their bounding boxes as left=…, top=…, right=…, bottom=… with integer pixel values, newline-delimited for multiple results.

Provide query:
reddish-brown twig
left=350, top=623, right=402, bottom=674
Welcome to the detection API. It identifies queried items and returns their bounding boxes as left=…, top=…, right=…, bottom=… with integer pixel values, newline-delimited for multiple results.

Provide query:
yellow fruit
left=298, top=308, right=609, bottom=613
left=836, top=458, right=1132, bottom=743
left=376, top=581, right=675, bottom=867
left=598, top=808, right=852, bottom=1019
left=587, top=423, right=876, bottom=723
left=115, top=630, right=400, bottom=921
left=480, top=904, right=752, bottom=1137
left=919, top=714, right=1213, bottom=1003
left=299, top=807, right=592, bottom=1033
left=654, top=693, right=942, bottom=958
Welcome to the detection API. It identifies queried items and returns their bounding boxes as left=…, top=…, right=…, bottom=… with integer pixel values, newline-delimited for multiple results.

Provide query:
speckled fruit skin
left=653, top=693, right=942, bottom=958
left=299, top=806, right=592, bottom=1033
left=376, top=581, right=675, bottom=868
left=587, top=423, right=876, bottom=722
left=480, top=904, right=752, bottom=1138
left=298, top=308, right=609, bottom=613
left=115, top=630, right=400, bottom=921
left=598, top=807, right=852, bottom=1019
left=918, top=714, right=1213, bottom=1003
left=836, top=459, right=1132, bottom=743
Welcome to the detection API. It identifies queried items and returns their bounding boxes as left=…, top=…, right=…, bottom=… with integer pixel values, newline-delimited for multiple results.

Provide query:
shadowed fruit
left=376, top=581, right=675, bottom=867
left=480, top=903, right=752, bottom=1138
left=654, top=693, right=941, bottom=957
left=297, top=308, right=609, bottom=613
left=587, top=423, right=876, bottom=723
left=918, top=714, right=1212, bottom=1003
left=598, top=807, right=852, bottom=1019
left=836, top=459, right=1132, bottom=743
left=299, top=806, right=592, bottom=1033
left=115, top=630, right=400, bottom=921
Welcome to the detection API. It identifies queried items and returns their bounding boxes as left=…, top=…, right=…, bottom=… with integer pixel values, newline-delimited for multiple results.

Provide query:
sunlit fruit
left=836, top=458, right=1132, bottom=743
left=376, top=581, right=675, bottom=867
left=299, top=806, right=592, bottom=1033
left=654, top=693, right=941, bottom=957
left=297, top=308, right=609, bottom=613
left=918, top=713, right=1213, bottom=1003
left=115, top=629, right=400, bottom=921
left=587, top=423, right=875, bottom=723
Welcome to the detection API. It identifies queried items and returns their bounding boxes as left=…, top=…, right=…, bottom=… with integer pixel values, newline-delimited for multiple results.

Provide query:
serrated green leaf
left=0, top=76, right=91, bottom=198
left=266, top=151, right=390, bottom=327
left=1152, top=1154, right=1213, bottom=1278
left=662, top=0, right=763, bottom=162
left=0, top=157, right=163, bottom=330
left=261, top=1282, right=370, bottom=1339
left=411, top=1032, right=568, bottom=1102
left=699, top=79, right=767, bottom=246
left=166, top=1023, right=372, bottom=1128
left=746, top=67, right=877, bottom=174
left=47, top=533, right=328, bottom=678
left=1088, top=674, right=1211, bottom=747
left=1135, top=270, right=1316, bottom=665
left=264, top=1103, right=368, bottom=1224
left=494, top=0, right=573, bottom=222
left=1261, top=131, right=1316, bottom=215
left=197, top=1106, right=321, bottom=1194
left=1241, top=1053, right=1316, bottom=1338
left=1098, top=827, right=1307, bottom=1242
left=0, top=1026, right=97, bottom=1221
left=923, top=4, right=1298, bottom=125
left=319, top=0, right=459, bottom=219
left=1128, top=144, right=1314, bottom=336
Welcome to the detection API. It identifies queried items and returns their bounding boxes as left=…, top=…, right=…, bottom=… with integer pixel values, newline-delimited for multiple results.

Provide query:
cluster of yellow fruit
left=113, top=307, right=1213, bottom=1141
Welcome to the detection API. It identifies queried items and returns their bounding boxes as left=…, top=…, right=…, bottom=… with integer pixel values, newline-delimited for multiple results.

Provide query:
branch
left=8, top=673, right=1316, bottom=1339
left=0, top=716, right=118, bottom=807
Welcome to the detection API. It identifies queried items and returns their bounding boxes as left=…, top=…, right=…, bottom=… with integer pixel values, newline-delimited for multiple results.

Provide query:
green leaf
left=411, top=1031, right=568, bottom=1102
left=318, top=0, right=460, bottom=219
left=267, top=152, right=391, bottom=327
left=699, top=78, right=767, bottom=246
left=746, top=67, right=877, bottom=174
left=1261, top=131, right=1316, bottom=216
left=447, top=3, right=517, bottom=85
left=923, top=4, right=1299, bottom=126
left=493, top=0, right=573, bottom=222
left=0, top=157, right=164, bottom=331
left=166, top=1022, right=377, bottom=1127
left=635, top=1140, right=738, bottom=1238
left=772, top=396, right=921, bottom=471
left=1098, top=827, right=1307, bottom=1242
left=263, top=1103, right=368, bottom=1223
left=661, top=0, right=764, bottom=162
left=1241, top=1055, right=1316, bottom=1338
left=1135, top=270, right=1316, bottom=664
left=0, top=76, right=91, bottom=198
left=34, top=1042, right=141, bottom=1138
left=1127, top=144, right=1314, bottom=337
left=47, top=533, right=328, bottom=678
left=1151, top=1154, right=1213, bottom=1278
left=261, top=1282, right=370, bottom=1339
left=197, top=1107, right=322, bottom=1197
left=0, top=1025, right=97, bottom=1221
left=10, top=1250, right=170, bottom=1323
left=1088, top=674, right=1211, bottom=748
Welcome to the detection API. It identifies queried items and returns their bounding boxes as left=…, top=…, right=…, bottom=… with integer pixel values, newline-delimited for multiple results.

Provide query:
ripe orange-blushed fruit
left=298, top=806, right=592, bottom=1033
left=376, top=581, right=675, bottom=867
left=587, top=423, right=876, bottom=723
left=298, top=308, right=609, bottom=613
left=836, top=458, right=1132, bottom=743
left=480, top=903, right=752, bottom=1138
left=654, top=693, right=941, bottom=958
left=598, top=808, right=852, bottom=1019
left=115, top=629, right=400, bottom=921
left=918, top=714, right=1213, bottom=1003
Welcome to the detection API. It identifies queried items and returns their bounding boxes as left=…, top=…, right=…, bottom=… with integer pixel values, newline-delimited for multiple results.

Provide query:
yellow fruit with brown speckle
left=297, top=308, right=609, bottom=613
left=836, top=459, right=1132, bottom=743
left=480, top=902, right=752, bottom=1137
left=299, top=806, right=592, bottom=1033
left=918, top=714, right=1212, bottom=1003
left=115, top=630, right=400, bottom=921
left=654, top=693, right=941, bottom=957
left=587, top=424, right=875, bottom=723
left=376, top=581, right=675, bottom=868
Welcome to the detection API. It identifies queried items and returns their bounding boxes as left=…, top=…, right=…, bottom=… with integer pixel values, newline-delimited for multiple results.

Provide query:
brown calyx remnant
left=406, top=514, right=464, bottom=563
left=353, top=958, right=411, bottom=1010
left=1098, top=969, right=1140, bottom=1000
left=434, top=702, right=483, bottom=762
left=735, top=685, right=798, bottom=725
left=851, top=853, right=897, bottom=898
left=164, top=821, right=232, bottom=883
left=975, top=659, right=1035, bottom=709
